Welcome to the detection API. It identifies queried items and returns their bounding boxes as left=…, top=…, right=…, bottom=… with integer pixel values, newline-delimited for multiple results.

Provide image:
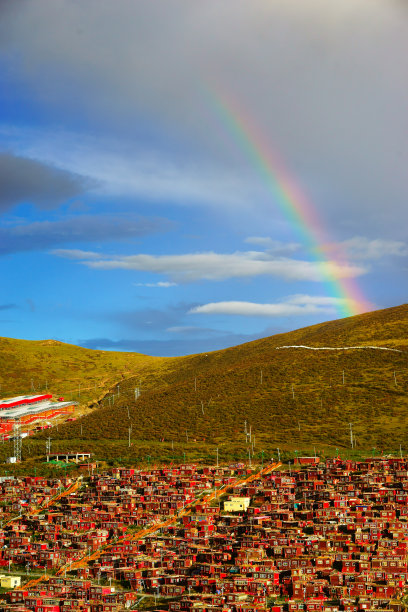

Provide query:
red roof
left=0, top=394, right=52, bottom=410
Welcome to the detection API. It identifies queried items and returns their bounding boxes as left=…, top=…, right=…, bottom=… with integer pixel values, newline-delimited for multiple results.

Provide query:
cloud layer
left=189, top=295, right=346, bottom=317
left=341, top=236, right=408, bottom=260
left=54, top=249, right=366, bottom=283
left=0, top=152, right=91, bottom=212
left=1, top=1, right=407, bottom=235
left=0, top=215, right=170, bottom=255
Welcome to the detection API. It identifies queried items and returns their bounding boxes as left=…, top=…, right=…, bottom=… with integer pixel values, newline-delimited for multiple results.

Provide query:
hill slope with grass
left=0, top=336, right=164, bottom=405
left=26, top=303, right=407, bottom=464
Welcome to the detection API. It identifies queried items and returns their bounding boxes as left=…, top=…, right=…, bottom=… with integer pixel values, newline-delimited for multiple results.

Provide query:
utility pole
left=291, top=384, right=295, bottom=399
left=128, top=426, right=132, bottom=448
left=277, top=447, right=280, bottom=462
left=260, top=370, right=263, bottom=385
left=394, top=371, right=397, bottom=386
left=349, top=423, right=354, bottom=449
left=248, top=448, right=252, bottom=468
left=342, top=370, right=345, bottom=385
left=194, top=377, right=197, bottom=392
left=78, top=384, right=81, bottom=400
left=216, top=447, right=219, bottom=468
left=13, top=421, right=21, bottom=462
left=46, top=437, right=51, bottom=461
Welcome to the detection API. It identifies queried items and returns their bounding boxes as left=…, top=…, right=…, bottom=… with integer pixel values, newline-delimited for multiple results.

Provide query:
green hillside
left=0, top=336, right=163, bottom=405
left=25, top=303, right=408, bottom=464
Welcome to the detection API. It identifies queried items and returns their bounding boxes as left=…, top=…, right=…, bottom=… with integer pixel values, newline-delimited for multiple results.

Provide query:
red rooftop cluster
left=1, top=457, right=408, bottom=612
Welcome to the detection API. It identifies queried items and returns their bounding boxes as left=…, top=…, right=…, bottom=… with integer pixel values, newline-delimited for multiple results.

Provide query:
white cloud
left=51, top=249, right=103, bottom=260
left=244, top=237, right=301, bottom=253
left=134, top=281, right=177, bottom=288
left=167, top=326, right=199, bottom=333
left=341, top=236, right=408, bottom=260
left=53, top=249, right=367, bottom=283
left=189, top=295, right=348, bottom=317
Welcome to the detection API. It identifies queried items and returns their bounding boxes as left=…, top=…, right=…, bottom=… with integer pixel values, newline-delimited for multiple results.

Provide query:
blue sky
left=1, top=0, right=407, bottom=356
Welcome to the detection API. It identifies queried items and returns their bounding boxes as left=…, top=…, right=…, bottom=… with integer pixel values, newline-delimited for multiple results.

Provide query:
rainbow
left=203, top=85, right=372, bottom=318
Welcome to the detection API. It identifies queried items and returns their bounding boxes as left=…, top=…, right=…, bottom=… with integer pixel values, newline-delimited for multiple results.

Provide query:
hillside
left=0, top=336, right=165, bottom=405
left=24, top=303, right=406, bottom=464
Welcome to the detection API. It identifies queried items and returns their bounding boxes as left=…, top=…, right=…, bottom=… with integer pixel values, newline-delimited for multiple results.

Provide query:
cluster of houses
left=1, top=456, right=408, bottom=612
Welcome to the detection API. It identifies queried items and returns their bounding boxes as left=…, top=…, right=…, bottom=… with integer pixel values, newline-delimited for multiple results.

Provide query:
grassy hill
left=1, top=304, right=408, bottom=468
left=0, top=336, right=164, bottom=405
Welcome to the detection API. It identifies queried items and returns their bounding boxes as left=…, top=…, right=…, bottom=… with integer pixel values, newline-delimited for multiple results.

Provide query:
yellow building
left=224, top=496, right=251, bottom=512
left=0, top=575, right=21, bottom=589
